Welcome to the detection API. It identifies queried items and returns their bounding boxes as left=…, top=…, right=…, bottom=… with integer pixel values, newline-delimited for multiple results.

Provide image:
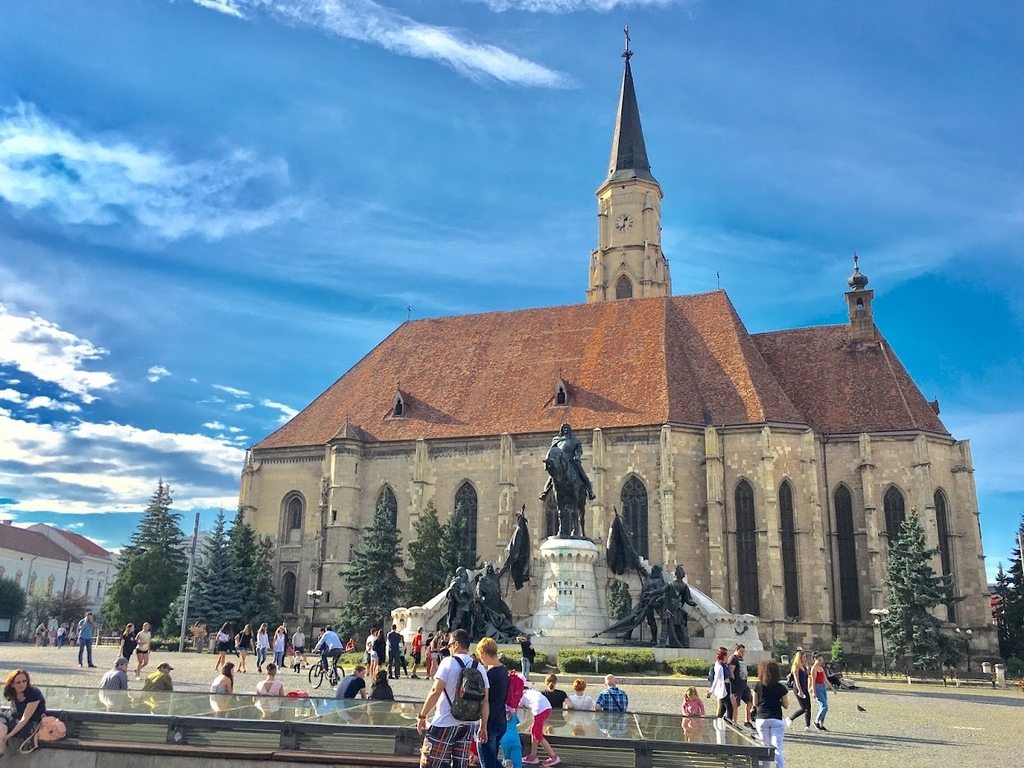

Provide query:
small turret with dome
left=844, top=252, right=874, bottom=341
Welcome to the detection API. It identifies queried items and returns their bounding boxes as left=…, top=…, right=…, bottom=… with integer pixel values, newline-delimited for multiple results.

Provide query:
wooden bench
left=952, top=671, right=995, bottom=688
left=905, top=670, right=947, bottom=686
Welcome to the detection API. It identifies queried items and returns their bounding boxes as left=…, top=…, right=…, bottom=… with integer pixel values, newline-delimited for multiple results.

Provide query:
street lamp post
left=956, top=627, right=973, bottom=672
left=870, top=608, right=890, bottom=676
left=306, top=589, right=323, bottom=634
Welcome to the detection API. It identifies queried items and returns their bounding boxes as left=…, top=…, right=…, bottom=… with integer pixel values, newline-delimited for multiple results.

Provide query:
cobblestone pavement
left=2, top=643, right=1022, bottom=767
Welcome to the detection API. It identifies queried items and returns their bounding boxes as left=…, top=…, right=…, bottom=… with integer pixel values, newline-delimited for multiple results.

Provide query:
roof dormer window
left=553, top=377, right=570, bottom=407
left=392, top=393, right=405, bottom=417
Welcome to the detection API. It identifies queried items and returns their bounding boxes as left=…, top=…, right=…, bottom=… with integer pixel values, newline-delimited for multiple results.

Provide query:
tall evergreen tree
left=190, top=509, right=238, bottom=627
left=405, top=500, right=448, bottom=605
left=228, top=505, right=261, bottom=623
left=993, top=514, right=1024, bottom=660
left=440, top=502, right=480, bottom=583
left=337, top=499, right=405, bottom=639
left=103, top=480, right=187, bottom=630
left=249, top=534, right=280, bottom=628
left=881, top=511, right=955, bottom=671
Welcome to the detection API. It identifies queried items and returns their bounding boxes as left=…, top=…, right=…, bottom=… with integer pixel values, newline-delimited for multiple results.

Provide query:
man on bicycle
left=314, top=625, right=344, bottom=672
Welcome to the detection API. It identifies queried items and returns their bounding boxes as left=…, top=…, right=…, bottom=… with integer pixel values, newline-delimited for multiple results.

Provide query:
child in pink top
left=681, top=686, right=706, bottom=717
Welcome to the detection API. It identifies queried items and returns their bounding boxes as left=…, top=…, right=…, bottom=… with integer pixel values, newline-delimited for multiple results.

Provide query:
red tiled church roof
left=752, top=324, right=947, bottom=435
left=48, top=528, right=112, bottom=559
left=256, top=292, right=810, bottom=450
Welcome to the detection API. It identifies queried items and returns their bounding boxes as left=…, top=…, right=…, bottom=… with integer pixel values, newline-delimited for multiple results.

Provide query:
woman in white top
left=273, top=626, right=287, bottom=668
left=706, top=647, right=733, bottom=721
left=134, top=622, right=153, bottom=680
left=565, top=678, right=597, bottom=710
left=255, top=663, right=285, bottom=696
left=256, top=623, right=270, bottom=673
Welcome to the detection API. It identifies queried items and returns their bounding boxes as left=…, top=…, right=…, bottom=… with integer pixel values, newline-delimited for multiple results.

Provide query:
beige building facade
left=238, top=51, right=993, bottom=661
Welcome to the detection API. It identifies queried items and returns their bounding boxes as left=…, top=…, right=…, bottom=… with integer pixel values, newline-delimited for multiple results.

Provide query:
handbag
left=19, top=716, right=67, bottom=753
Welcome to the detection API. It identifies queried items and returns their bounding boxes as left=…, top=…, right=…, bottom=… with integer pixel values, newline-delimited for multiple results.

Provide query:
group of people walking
left=699, top=643, right=838, bottom=768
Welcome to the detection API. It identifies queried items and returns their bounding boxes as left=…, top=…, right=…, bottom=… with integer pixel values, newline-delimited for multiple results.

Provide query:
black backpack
left=444, top=657, right=487, bottom=722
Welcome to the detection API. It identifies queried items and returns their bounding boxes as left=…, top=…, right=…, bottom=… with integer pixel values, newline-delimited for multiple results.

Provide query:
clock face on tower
left=614, top=214, right=634, bottom=232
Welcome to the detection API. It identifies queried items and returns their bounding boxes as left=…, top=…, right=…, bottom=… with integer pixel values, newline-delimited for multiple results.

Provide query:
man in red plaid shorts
left=415, top=628, right=489, bottom=768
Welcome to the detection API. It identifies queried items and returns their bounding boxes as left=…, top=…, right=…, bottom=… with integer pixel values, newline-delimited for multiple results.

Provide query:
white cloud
left=0, top=388, right=24, bottom=403
left=203, top=421, right=227, bottom=430
left=471, top=0, right=678, bottom=10
left=186, top=0, right=569, bottom=87
left=212, top=384, right=250, bottom=397
left=261, top=398, right=298, bottom=423
left=0, top=303, right=115, bottom=401
left=66, top=522, right=85, bottom=529
left=146, top=365, right=171, bottom=383
left=191, top=0, right=247, bottom=17
left=0, top=103, right=300, bottom=242
left=227, top=426, right=243, bottom=433
left=25, top=396, right=82, bottom=413
left=6, top=379, right=20, bottom=385
left=232, top=403, right=254, bottom=411
left=0, top=411, right=245, bottom=514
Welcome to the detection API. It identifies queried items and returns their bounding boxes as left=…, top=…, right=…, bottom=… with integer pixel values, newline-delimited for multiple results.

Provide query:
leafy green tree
left=993, top=514, right=1024, bottom=660
left=440, top=502, right=481, bottom=583
left=337, top=499, right=405, bottom=639
left=0, top=576, right=27, bottom=623
left=607, top=580, right=631, bottom=621
left=829, top=637, right=845, bottom=669
left=103, top=480, right=187, bottom=630
left=881, top=511, right=954, bottom=671
left=405, top=500, right=448, bottom=605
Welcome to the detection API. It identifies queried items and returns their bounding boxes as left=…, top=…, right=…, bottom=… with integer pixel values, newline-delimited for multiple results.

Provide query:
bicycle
left=308, top=654, right=345, bottom=689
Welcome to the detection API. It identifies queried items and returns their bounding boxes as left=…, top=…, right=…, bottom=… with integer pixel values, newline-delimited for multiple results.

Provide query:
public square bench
left=905, top=670, right=948, bottom=685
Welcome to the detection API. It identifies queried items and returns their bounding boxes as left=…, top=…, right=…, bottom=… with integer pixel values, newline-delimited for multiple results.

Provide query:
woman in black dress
left=0, top=669, right=47, bottom=752
left=119, top=623, right=138, bottom=661
left=368, top=670, right=394, bottom=701
left=236, top=625, right=253, bottom=673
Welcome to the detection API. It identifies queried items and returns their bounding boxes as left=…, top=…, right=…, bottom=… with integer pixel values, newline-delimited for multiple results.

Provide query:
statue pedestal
left=527, top=538, right=607, bottom=644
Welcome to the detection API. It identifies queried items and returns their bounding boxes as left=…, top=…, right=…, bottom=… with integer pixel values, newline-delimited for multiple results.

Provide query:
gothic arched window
left=615, top=274, right=633, bottom=300
left=455, top=482, right=479, bottom=562
left=735, top=480, right=760, bottom=615
left=935, top=489, right=955, bottom=623
left=834, top=485, right=861, bottom=621
left=377, top=486, right=399, bottom=528
left=281, top=571, right=297, bottom=614
left=779, top=480, right=800, bottom=619
left=883, top=486, right=906, bottom=544
left=620, top=476, right=649, bottom=559
left=285, top=494, right=304, bottom=544
left=544, top=493, right=559, bottom=539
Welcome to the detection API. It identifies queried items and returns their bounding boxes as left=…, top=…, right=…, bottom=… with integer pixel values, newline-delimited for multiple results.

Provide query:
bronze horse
left=544, top=442, right=587, bottom=538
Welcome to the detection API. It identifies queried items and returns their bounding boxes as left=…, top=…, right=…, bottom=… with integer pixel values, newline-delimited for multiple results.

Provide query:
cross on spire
left=622, top=24, right=633, bottom=60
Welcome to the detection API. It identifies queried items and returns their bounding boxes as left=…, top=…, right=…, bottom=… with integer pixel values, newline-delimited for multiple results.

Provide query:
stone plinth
left=526, top=538, right=607, bottom=643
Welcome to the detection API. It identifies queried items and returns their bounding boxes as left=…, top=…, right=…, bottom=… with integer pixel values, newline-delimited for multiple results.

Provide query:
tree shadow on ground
left=857, top=686, right=1024, bottom=708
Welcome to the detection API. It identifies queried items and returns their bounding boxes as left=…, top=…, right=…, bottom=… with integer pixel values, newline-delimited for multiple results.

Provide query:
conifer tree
left=337, top=499, right=405, bottom=639
left=103, top=480, right=187, bottom=630
left=881, top=511, right=954, bottom=671
left=248, top=534, right=280, bottom=627
left=228, top=506, right=260, bottom=623
left=190, top=509, right=238, bottom=627
left=405, top=500, right=448, bottom=606
left=993, top=514, right=1024, bottom=660
left=440, top=502, right=481, bottom=583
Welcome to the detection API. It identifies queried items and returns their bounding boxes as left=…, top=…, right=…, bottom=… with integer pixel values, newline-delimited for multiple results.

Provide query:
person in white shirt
left=291, top=629, right=307, bottom=672
left=256, top=663, right=285, bottom=696
left=565, top=678, right=597, bottom=711
left=520, top=686, right=560, bottom=766
left=415, top=628, right=489, bottom=768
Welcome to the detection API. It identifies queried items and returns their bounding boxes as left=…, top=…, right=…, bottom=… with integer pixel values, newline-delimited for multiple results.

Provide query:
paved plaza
left=1, top=643, right=1021, bottom=767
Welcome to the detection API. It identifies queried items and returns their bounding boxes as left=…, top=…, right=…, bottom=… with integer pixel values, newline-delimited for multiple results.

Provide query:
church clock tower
left=587, top=34, right=671, bottom=302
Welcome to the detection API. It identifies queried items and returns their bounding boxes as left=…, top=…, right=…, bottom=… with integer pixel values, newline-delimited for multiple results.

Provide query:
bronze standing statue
left=539, top=423, right=595, bottom=538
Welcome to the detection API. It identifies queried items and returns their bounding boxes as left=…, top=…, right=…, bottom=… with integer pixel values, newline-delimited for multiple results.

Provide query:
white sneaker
left=784, top=717, right=793, bottom=729
left=804, top=726, right=814, bottom=732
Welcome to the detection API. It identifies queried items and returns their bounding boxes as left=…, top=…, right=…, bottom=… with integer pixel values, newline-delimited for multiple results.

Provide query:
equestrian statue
left=539, top=422, right=595, bottom=539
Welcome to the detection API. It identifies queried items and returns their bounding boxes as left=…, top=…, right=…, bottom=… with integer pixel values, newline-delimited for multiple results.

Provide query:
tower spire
left=607, top=29, right=655, bottom=184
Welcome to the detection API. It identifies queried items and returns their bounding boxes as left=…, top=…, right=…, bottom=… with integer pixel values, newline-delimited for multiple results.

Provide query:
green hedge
left=663, top=657, right=710, bottom=677
left=498, top=649, right=549, bottom=669
left=557, top=648, right=656, bottom=674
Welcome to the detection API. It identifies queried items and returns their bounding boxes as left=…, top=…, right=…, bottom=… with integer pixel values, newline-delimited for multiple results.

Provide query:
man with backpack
left=416, top=628, right=490, bottom=768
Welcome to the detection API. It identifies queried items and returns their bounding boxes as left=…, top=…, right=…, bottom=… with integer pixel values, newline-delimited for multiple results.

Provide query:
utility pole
left=178, top=513, right=201, bottom=652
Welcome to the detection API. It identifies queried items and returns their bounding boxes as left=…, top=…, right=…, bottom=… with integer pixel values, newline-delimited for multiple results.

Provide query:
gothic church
left=239, top=48, right=992, bottom=659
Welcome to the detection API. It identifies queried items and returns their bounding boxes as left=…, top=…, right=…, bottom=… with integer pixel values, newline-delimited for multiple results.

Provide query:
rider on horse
left=539, top=423, right=596, bottom=502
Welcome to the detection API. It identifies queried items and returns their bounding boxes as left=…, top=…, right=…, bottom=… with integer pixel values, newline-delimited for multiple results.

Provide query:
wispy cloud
left=232, top=402, right=254, bottom=411
left=0, top=303, right=115, bottom=402
left=470, top=0, right=679, bottom=11
left=0, top=103, right=300, bottom=242
left=186, top=0, right=570, bottom=87
left=25, top=396, right=82, bottom=413
left=203, top=420, right=227, bottom=430
left=212, top=384, right=250, bottom=397
left=146, top=365, right=171, bottom=383
left=261, top=398, right=298, bottom=423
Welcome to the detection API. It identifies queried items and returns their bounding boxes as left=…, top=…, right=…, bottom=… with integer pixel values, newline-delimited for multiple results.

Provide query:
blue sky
left=0, top=1, right=1021, bottom=581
